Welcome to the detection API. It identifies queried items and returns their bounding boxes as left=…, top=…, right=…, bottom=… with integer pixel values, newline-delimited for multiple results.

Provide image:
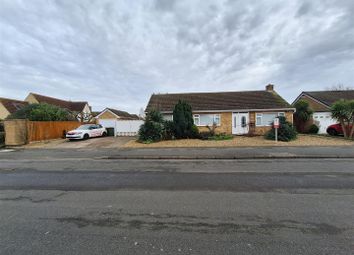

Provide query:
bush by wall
left=7, top=103, right=74, bottom=121
left=308, top=124, right=319, bottom=134
left=265, top=116, right=297, bottom=142
left=173, top=100, right=195, bottom=139
left=0, top=132, right=5, bottom=146
left=138, top=110, right=164, bottom=142
left=163, top=120, right=175, bottom=140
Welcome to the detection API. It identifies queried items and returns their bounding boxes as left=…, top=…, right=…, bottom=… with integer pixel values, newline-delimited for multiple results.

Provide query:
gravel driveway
left=23, top=137, right=135, bottom=149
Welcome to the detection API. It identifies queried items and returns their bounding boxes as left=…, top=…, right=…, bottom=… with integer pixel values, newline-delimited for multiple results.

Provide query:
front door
left=232, top=112, right=249, bottom=135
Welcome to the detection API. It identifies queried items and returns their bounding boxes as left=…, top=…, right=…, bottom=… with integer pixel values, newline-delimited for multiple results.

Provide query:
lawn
left=124, top=134, right=354, bottom=148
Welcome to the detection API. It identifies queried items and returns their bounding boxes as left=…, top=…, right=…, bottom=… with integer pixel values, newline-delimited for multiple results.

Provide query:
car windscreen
left=76, top=125, right=92, bottom=130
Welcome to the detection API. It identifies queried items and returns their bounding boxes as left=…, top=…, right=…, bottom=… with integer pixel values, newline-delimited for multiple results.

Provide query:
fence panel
left=27, top=121, right=82, bottom=142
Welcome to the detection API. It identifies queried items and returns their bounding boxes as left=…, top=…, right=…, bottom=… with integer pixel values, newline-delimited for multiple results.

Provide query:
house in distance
left=146, top=84, right=295, bottom=135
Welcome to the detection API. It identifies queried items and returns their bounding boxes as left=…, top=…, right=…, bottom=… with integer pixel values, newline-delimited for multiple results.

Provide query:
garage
left=96, top=108, right=143, bottom=136
left=313, top=112, right=337, bottom=134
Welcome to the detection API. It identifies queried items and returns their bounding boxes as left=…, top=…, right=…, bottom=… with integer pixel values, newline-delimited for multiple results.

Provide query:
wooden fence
left=4, top=120, right=85, bottom=145
left=27, top=121, right=83, bottom=142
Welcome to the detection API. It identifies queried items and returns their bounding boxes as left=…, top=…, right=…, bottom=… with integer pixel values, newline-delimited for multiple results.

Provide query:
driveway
left=22, top=136, right=134, bottom=149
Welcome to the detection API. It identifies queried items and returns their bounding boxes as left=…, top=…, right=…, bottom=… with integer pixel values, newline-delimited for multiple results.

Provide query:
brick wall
left=296, top=95, right=329, bottom=112
left=97, top=111, right=117, bottom=119
left=4, top=119, right=28, bottom=145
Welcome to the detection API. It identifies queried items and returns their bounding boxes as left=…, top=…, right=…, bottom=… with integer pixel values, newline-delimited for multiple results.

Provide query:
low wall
left=4, top=120, right=83, bottom=145
left=4, top=119, right=28, bottom=146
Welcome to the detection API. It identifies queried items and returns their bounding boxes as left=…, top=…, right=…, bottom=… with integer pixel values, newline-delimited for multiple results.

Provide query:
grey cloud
left=0, top=0, right=353, bottom=113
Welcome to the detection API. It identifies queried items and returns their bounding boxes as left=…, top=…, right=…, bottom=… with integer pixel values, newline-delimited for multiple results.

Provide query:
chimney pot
left=266, top=84, right=274, bottom=91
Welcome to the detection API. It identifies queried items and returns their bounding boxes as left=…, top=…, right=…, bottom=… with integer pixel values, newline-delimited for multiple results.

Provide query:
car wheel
left=327, top=128, right=337, bottom=136
left=83, top=134, right=90, bottom=140
left=102, top=132, right=107, bottom=137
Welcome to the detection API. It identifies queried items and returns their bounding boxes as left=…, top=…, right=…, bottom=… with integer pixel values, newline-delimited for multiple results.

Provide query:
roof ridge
left=30, top=92, right=87, bottom=104
left=0, top=97, right=27, bottom=102
left=153, top=90, right=269, bottom=96
left=304, top=90, right=354, bottom=93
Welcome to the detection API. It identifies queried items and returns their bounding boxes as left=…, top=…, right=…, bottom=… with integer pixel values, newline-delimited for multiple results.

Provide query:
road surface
left=0, top=154, right=353, bottom=254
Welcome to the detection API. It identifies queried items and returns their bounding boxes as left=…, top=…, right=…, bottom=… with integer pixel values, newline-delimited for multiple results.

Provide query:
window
left=241, top=116, right=247, bottom=127
left=193, top=114, right=221, bottom=126
left=163, top=115, right=173, bottom=121
left=193, top=114, right=200, bottom=125
left=256, top=112, right=285, bottom=126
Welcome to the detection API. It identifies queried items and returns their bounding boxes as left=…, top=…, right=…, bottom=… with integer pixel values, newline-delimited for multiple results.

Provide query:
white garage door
left=313, top=112, right=337, bottom=134
left=116, top=120, right=144, bottom=136
left=98, top=119, right=143, bottom=136
left=98, top=119, right=116, bottom=128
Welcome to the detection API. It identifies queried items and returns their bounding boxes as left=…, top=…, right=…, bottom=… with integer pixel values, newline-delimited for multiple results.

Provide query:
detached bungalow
left=96, top=108, right=143, bottom=136
left=293, top=90, right=354, bottom=134
left=146, top=84, right=295, bottom=135
left=25, top=93, right=92, bottom=122
left=0, top=97, right=28, bottom=120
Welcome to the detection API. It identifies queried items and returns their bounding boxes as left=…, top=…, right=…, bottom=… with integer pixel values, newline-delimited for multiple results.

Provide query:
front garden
left=137, top=100, right=299, bottom=145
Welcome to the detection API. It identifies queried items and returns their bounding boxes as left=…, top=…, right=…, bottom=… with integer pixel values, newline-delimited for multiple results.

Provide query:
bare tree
left=327, top=83, right=354, bottom=91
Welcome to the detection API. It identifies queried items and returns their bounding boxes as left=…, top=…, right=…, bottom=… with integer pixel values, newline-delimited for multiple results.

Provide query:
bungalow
left=25, top=93, right=92, bottom=122
left=0, top=97, right=28, bottom=120
left=292, top=90, right=354, bottom=134
left=96, top=108, right=143, bottom=136
left=146, top=84, right=295, bottom=135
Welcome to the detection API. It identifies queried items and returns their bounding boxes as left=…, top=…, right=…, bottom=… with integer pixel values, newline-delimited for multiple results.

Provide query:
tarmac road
left=0, top=150, right=354, bottom=254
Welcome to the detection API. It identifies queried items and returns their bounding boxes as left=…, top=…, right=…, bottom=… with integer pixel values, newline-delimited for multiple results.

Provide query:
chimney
left=266, top=84, right=274, bottom=92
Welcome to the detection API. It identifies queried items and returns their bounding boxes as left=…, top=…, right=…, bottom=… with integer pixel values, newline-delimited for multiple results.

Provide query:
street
left=0, top=149, right=354, bottom=254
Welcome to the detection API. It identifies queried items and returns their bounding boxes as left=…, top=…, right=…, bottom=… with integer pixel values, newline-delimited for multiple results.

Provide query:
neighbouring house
left=0, top=97, right=29, bottom=120
left=95, top=108, right=143, bottom=136
left=146, top=84, right=295, bottom=135
left=292, top=90, right=354, bottom=134
left=25, top=92, right=92, bottom=122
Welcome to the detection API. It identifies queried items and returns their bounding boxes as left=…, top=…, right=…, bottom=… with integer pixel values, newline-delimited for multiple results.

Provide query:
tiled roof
left=107, top=108, right=140, bottom=120
left=30, top=93, right=88, bottom=112
left=0, top=97, right=28, bottom=114
left=303, top=90, right=354, bottom=107
left=146, top=90, right=292, bottom=112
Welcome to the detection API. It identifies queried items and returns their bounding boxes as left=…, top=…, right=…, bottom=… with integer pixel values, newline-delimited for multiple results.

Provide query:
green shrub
left=138, top=110, right=164, bottom=142
left=190, top=124, right=200, bottom=138
left=0, top=132, right=4, bottom=145
left=7, top=103, right=74, bottom=121
left=163, top=120, right=175, bottom=140
left=265, top=116, right=297, bottom=142
left=173, top=100, right=194, bottom=139
left=308, top=124, right=319, bottom=134
left=208, top=134, right=234, bottom=141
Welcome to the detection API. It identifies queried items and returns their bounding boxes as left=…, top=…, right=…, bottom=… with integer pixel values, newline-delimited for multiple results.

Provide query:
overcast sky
left=0, top=0, right=353, bottom=113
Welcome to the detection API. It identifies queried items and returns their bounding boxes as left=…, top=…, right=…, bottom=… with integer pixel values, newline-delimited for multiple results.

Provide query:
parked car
left=66, top=124, right=107, bottom=140
left=326, top=123, right=345, bottom=136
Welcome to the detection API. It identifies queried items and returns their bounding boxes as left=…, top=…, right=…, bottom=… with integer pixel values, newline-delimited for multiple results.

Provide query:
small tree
left=294, top=100, right=313, bottom=133
left=173, top=100, right=194, bottom=139
left=138, top=110, right=164, bottom=142
left=7, top=103, right=74, bottom=121
left=331, top=99, right=354, bottom=139
left=265, top=116, right=297, bottom=142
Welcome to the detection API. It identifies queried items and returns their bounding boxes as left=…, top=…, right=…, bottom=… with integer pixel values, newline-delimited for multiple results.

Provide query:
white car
left=66, top=124, right=107, bottom=140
